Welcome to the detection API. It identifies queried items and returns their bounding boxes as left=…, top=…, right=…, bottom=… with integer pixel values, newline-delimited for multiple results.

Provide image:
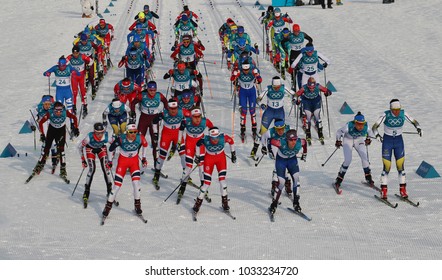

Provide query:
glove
left=288, top=67, right=294, bottom=74
left=335, top=140, right=342, bottom=148
left=141, top=157, right=148, bottom=168
left=261, top=146, right=268, bottom=155
left=254, top=43, right=258, bottom=49
left=325, top=89, right=332, bottom=97
left=194, top=155, right=202, bottom=165
left=103, top=121, right=108, bottom=127
left=256, top=96, right=262, bottom=104
left=72, top=127, right=80, bottom=137
left=40, top=134, right=46, bottom=142
left=260, top=104, right=267, bottom=110
left=169, top=69, right=174, bottom=75
left=30, top=125, right=36, bottom=131
left=152, top=133, right=158, bottom=146
left=417, top=127, right=422, bottom=137
left=130, top=111, right=136, bottom=119
left=292, top=98, right=300, bottom=106
left=153, top=30, right=158, bottom=34
left=322, top=62, right=328, bottom=68
left=44, top=72, right=51, bottom=77
left=301, top=153, right=307, bottom=161
left=256, top=76, right=262, bottom=84
left=81, top=157, right=87, bottom=168
left=106, top=161, right=113, bottom=170
left=365, top=138, right=372, bottom=146
left=231, top=151, right=237, bottom=163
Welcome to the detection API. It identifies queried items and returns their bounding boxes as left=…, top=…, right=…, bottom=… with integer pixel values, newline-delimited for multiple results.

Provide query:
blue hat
left=354, top=112, right=366, bottom=123
left=181, top=14, right=188, bottom=21
left=274, top=119, right=285, bottom=128
left=58, top=57, right=67, bottom=66
left=80, top=33, right=88, bottom=41
left=238, top=38, right=246, bottom=48
left=237, top=26, right=245, bottom=34
left=282, top=28, right=290, bottom=35
left=147, top=81, right=157, bottom=89
left=304, top=46, right=314, bottom=52
left=83, top=27, right=91, bottom=35
left=133, top=34, right=141, bottom=42
left=41, top=95, right=53, bottom=103
left=182, top=89, right=192, bottom=98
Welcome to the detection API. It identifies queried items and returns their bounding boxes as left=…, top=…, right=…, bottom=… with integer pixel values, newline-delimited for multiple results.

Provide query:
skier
left=260, top=119, right=293, bottom=196
left=268, top=129, right=307, bottom=215
left=43, top=56, right=80, bottom=125
left=192, top=127, right=237, bottom=215
left=29, top=95, right=58, bottom=171
left=128, top=11, right=158, bottom=32
left=163, top=60, right=202, bottom=97
left=113, top=77, right=142, bottom=105
left=102, top=98, right=131, bottom=137
left=151, top=99, right=187, bottom=187
left=118, top=46, right=148, bottom=87
left=77, top=123, right=113, bottom=208
left=170, top=34, right=204, bottom=77
left=174, top=14, right=197, bottom=44
left=293, top=77, right=332, bottom=145
left=130, top=81, right=169, bottom=164
left=66, top=45, right=93, bottom=116
left=102, top=124, right=148, bottom=220
left=288, top=24, right=313, bottom=90
left=176, top=108, right=215, bottom=203
left=135, top=5, right=159, bottom=21
left=333, top=112, right=376, bottom=192
left=288, top=43, right=330, bottom=87
left=177, top=89, right=202, bottom=112
left=266, top=8, right=293, bottom=63
left=174, top=5, right=199, bottom=27
left=127, top=23, right=155, bottom=55
left=372, top=99, right=421, bottom=199
left=251, top=76, right=293, bottom=158
left=319, top=0, right=333, bottom=9
left=94, top=18, right=114, bottom=71
left=230, top=62, right=262, bottom=142
left=31, top=102, right=79, bottom=180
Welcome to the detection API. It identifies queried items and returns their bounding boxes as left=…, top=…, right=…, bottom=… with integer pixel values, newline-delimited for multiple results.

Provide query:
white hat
left=191, top=108, right=202, bottom=116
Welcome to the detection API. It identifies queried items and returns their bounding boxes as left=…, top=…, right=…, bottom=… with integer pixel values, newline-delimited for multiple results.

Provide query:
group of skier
left=26, top=3, right=422, bottom=224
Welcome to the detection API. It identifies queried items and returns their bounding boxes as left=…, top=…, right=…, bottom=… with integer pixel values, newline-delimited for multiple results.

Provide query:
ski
left=394, top=194, right=420, bottom=207
left=374, top=194, right=398, bottom=208
left=287, top=207, right=312, bottom=221
left=221, top=207, right=236, bottom=220
left=268, top=207, right=275, bottom=222
left=332, top=182, right=343, bottom=195
left=25, top=172, right=37, bottom=184
left=361, top=181, right=381, bottom=192
left=136, top=213, right=148, bottom=223
left=152, top=180, right=160, bottom=190
left=150, top=168, right=168, bottom=178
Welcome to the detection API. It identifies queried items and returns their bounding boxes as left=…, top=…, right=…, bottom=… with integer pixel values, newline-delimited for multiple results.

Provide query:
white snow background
left=0, top=0, right=441, bottom=279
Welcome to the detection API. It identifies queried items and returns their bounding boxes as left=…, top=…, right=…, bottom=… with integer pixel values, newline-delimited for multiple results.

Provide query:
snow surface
left=1, top=0, right=442, bottom=278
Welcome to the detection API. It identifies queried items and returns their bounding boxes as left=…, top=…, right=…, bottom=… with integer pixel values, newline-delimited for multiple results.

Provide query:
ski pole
left=48, top=76, right=51, bottom=95
left=325, top=95, right=331, bottom=137
left=165, top=76, right=172, bottom=98
left=321, top=147, right=339, bottom=167
left=71, top=167, right=86, bottom=196
left=201, top=58, right=213, bottom=99
left=402, top=131, right=420, bottom=135
left=254, top=154, right=265, bottom=167
left=163, top=165, right=199, bottom=203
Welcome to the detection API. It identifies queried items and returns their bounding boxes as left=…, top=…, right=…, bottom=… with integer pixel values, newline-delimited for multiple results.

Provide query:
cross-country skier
left=78, top=122, right=113, bottom=208
left=372, top=99, right=421, bottom=199
left=192, top=127, right=237, bottom=214
left=113, top=77, right=142, bottom=105
left=102, top=98, right=131, bottom=137
left=333, top=112, right=376, bottom=191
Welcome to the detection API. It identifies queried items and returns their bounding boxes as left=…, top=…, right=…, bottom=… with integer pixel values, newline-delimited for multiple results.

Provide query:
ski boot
left=293, top=195, right=301, bottom=212
left=82, top=104, right=88, bottom=117
left=106, top=183, right=112, bottom=197
left=83, top=187, right=90, bottom=208
left=102, top=200, right=113, bottom=217
left=222, top=195, right=230, bottom=211
left=60, top=163, right=67, bottom=178
left=134, top=199, right=142, bottom=215
left=72, top=105, right=77, bottom=115
left=365, top=173, right=374, bottom=185
left=399, top=183, right=408, bottom=198
left=337, top=0, right=343, bottom=5
left=204, top=191, right=211, bottom=203
left=252, top=127, right=258, bottom=140
left=176, top=182, right=187, bottom=204
left=250, top=143, right=259, bottom=159
left=380, top=185, right=388, bottom=199
left=152, top=169, right=160, bottom=188
left=318, top=127, right=324, bottom=145
left=92, top=86, right=97, bottom=100
left=193, top=197, right=203, bottom=213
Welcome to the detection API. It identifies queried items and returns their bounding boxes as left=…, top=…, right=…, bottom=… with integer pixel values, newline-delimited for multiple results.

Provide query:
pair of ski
left=25, top=171, right=70, bottom=184
left=268, top=207, right=312, bottom=222
left=193, top=207, right=236, bottom=222
left=84, top=199, right=119, bottom=209
left=101, top=210, right=147, bottom=225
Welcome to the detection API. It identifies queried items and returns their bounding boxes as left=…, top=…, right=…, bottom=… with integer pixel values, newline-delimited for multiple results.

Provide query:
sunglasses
left=54, top=108, right=63, bottom=112
left=127, top=131, right=138, bottom=134
left=288, top=138, right=297, bottom=142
